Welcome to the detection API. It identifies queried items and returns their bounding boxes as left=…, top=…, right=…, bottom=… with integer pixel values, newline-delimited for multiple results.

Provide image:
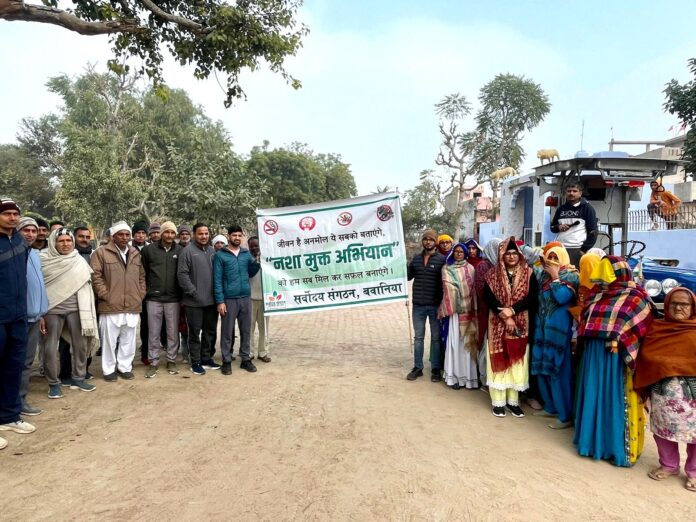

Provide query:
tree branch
left=0, top=1, right=145, bottom=35
left=139, top=0, right=211, bottom=33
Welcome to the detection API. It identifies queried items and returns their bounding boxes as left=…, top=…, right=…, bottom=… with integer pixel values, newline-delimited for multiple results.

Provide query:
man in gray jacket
left=177, top=223, right=219, bottom=376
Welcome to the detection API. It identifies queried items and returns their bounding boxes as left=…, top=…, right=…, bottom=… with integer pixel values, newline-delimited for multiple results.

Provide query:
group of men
left=0, top=197, right=270, bottom=451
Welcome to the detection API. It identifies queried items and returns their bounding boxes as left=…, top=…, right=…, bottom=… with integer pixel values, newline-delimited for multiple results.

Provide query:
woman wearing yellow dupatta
left=438, top=243, right=478, bottom=389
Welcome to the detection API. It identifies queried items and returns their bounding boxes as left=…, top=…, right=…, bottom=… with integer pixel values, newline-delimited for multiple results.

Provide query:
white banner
left=256, top=192, right=407, bottom=315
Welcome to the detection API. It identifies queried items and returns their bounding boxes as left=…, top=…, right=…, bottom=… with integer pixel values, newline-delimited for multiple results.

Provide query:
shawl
left=543, top=241, right=563, bottom=255
left=439, top=244, right=478, bottom=353
left=522, top=245, right=542, bottom=267
left=634, top=288, right=696, bottom=392
left=485, top=237, right=532, bottom=372
left=579, top=256, right=653, bottom=369
left=578, top=252, right=602, bottom=289
left=464, top=239, right=483, bottom=267
left=586, top=247, right=607, bottom=259
left=482, top=238, right=502, bottom=265
left=40, top=228, right=99, bottom=343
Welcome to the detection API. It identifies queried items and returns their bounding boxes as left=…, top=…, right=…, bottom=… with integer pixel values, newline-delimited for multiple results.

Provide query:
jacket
left=0, top=231, right=29, bottom=323
left=177, top=242, right=215, bottom=307
left=407, top=251, right=446, bottom=306
left=27, top=248, right=48, bottom=322
left=90, top=242, right=146, bottom=313
left=550, top=198, right=598, bottom=251
left=213, top=247, right=260, bottom=304
left=141, top=241, right=183, bottom=302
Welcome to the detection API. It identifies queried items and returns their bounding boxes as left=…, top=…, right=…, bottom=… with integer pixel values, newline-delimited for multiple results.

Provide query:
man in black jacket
left=550, top=181, right=598, bottom=267
left=141, top=221, right=183, bottom=378
left=406, top=229, right=446, bottom=382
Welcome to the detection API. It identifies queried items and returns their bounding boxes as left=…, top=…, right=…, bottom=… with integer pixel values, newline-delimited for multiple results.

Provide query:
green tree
left=435, top=74, right=550, bottom=237
left=664, top=58, right=696, bottom=175
left=0, top=144, right=55, bottom=215
left=45, top=66, right=265, bottom=228
left=0, top=0, right=307, bottom=106
left=401, top=170, right=458, bottom=239
left=247, top=144, right=356, bottom=207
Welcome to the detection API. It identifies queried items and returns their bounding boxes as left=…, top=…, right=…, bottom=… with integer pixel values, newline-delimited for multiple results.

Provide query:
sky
left=1, top=0, right=695, bottom=196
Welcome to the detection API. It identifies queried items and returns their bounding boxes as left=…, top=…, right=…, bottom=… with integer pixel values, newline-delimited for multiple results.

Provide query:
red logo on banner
left=299, top=216, right=316, bottom=231
left=337, top=212, right=352, bottom=226
left=376, top=205, right=394, bottom=222
left=263, top=220, right=279, bottom=235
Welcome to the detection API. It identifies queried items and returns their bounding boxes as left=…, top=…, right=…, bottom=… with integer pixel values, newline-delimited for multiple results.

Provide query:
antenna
left=580, top=119, right=585, bottom=150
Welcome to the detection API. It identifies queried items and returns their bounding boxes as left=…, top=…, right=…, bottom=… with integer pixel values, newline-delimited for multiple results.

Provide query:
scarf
left=579, top=256, right=653, bottom=369
left=482, top=238, right=502, bottom=265
left=439, top=246, right=478, bottom=354
left=464, top=239, right=483, bottom=267
left=40, top=229, right=100, bottom=345
left=634, top=288, right=696, bottom=392
left=485, top=237, right=532, bottom=373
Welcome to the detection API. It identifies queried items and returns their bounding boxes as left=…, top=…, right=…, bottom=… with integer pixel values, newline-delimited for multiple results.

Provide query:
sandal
left=648, top=467, right=679, bottom=481
left=686, top=477, right=696, bottom=492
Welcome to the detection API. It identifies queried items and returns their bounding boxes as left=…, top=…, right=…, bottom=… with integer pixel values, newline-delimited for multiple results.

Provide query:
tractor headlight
left=661, top=278, right=680, bottom=294
left=644, top=279, right=662, bottom=297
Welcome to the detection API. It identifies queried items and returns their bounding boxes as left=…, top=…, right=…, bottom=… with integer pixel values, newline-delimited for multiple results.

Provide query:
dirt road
left=2, top=302, right=694, bottom=520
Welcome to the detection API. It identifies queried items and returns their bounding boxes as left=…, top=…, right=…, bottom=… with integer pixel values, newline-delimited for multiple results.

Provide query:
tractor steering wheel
left=609, top=239, right=646, bottom=259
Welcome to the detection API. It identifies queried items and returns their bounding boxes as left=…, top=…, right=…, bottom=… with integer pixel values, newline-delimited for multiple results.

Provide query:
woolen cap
left=422, top=229, right=438, bottom=241
left=17, top=217, right=38, bottom=231
left=0, top=198, right=21, bottom=214
left=160, top=221, right=177, bottom=234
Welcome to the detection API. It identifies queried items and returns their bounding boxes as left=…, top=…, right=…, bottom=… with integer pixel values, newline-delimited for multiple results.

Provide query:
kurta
left=531, top=271, right=577, bottom=422
left=650, top=377, right=696, bottom=444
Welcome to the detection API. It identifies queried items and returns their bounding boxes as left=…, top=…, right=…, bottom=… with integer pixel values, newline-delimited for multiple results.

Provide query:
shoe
left=507, top=405, right=525, bottom=418
left=406, top=368, right=423, bottom=381
left=492, top=406, right=506, bottom=417
left=451, top=383, right=461, bottom=390
left=117, top=370, right=135, bottom=380
left=60, top=378, right=74, bottom=387
left=526, top=398, right=543, bottom=411
left=431, top=370, right=442, bottom=383
left=259, top=355, right=272, bottom=363
left=141, top=358, right=150, bottom=366
left=240, top=360, right=257, bottom=373
left=202, top=360, right=221, bottom=370
left=231, top=355, right=236, bottom=361
left=480, top=385, right=489, bottom=393
left=0, top=419, right=36, bottom=434
left=21, top=403, right=43, bottom=416
left=548, top=420, right=573, bottom=430
left=221, top=362, right=232, bottom=375
left=145, top=365, right=158, bottom=379
left=190, top=363, right=206, bottom=375
left=70, top=380, right=96, bottom=392
left=104, top=372, right=118, bottom=381
left=48, top=384, right=64, bottom=399
left=533, top=410, right=556, bottom=418
left=166, top=362, right=179, bottom=375
left=0, top=436, right=6, bottom=450
left=85, top=371, right=94, bottom=381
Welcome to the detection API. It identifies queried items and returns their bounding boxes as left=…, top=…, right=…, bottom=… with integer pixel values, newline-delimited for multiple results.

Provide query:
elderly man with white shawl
left=40, top=228, right=98, bottom=399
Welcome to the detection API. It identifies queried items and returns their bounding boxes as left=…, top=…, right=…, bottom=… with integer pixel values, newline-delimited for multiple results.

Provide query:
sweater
left=177, top=242, right=215, bottom=307
left=407, top=251, right=446, bottom=306
left=26, top=248, right=48, bottom=322
left=550, top=198, right=598, bottom=251
left=213, top=247, right=260, bottom=303
left=0, top=231, right=29, bottom=323
left=141, top=241, right=183, bottom=302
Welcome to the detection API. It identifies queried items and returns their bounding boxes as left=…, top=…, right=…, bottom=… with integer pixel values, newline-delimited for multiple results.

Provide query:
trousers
left=185, top=305, right=218, bottom=364
left=0, top=319, right=28, bottom=424
left=100, top=313, right=138, bottom=374
left=20, top=320, right=41, bottom=405
left=250, top=299, right=269, bottom=357
left=44, top=313, right=88, bottom=385
left=146, top=301, right=180, bottom=366
left=220, top=297, right=252, bottom=364
left=654, top=434, right=696, bottom=477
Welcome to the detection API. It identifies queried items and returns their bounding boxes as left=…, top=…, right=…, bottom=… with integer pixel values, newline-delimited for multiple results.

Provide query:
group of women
left=434, top=234, right=696, bottom=492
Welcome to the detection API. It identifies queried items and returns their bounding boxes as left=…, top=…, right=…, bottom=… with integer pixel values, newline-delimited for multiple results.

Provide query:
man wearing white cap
left=90, top=221, right=146, bottom=380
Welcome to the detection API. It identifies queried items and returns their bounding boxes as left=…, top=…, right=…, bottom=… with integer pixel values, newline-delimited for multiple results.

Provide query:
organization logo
left=376, top=204, right=394, bottom=222
left=299, top=216, right=316, bottom=231
left=337, top=212, right=352, bottom=226
left=265, top=290, right=287, bottom=309
left=263, top=220, right=279, bottom=235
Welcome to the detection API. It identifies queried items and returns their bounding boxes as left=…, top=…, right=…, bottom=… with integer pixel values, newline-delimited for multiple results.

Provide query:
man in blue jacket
left=17, top=217, right=48, bottom=416
left=0, top=198, right=36, bottom=450
left=213, top=225, right=260, bottom=376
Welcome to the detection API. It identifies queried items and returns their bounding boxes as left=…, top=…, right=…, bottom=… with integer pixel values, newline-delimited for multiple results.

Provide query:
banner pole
left=406, top=300, right=413, bottom=353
